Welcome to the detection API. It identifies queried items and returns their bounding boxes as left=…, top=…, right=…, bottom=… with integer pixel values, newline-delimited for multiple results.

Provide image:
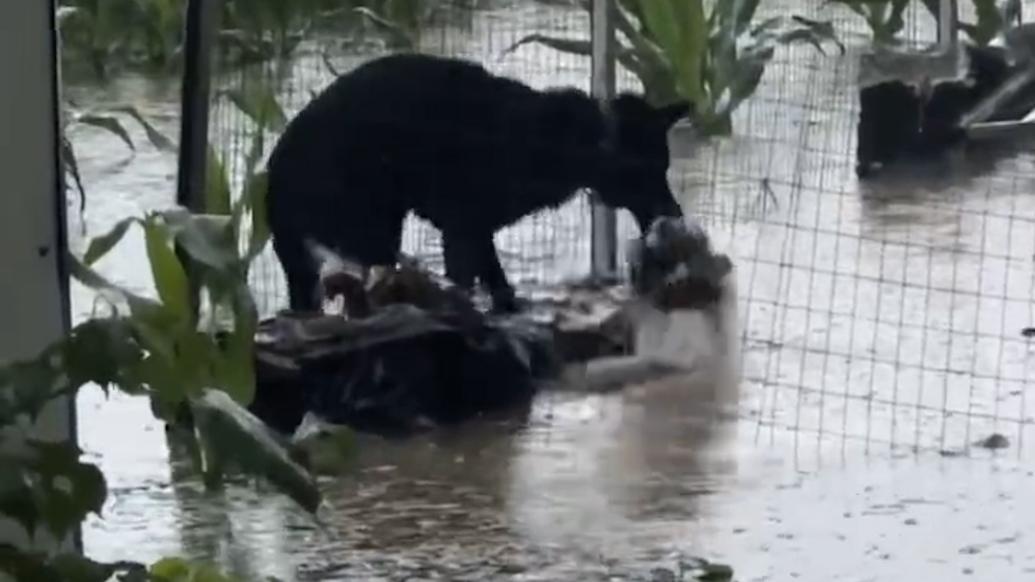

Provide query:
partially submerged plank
left=966, top=118, right=1035, bottom=140
left=959, top=65, right=1035, bottom=127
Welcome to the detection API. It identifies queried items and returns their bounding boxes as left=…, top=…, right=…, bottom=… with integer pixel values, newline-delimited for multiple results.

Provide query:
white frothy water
left=622, top=269, right=743, bottom=418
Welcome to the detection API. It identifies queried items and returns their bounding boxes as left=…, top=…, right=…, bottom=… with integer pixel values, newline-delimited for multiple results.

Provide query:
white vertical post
left=937, top=0, right=959, bottom=50
left=590, top=0, right=618, bottom=279
left=0, top=0, right=77, bottom=555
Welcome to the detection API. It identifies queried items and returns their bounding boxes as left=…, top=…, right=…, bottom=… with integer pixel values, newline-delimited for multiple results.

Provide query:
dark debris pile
left=250, top=219, right=733, bottom=437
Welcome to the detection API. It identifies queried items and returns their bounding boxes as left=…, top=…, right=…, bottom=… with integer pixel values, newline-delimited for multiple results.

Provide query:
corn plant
left=1, top=84, right=326, bottom=582
left=5, top=84, right=305, bottom=573
left=923, top=0, right=1020, bottom=45
left=206, top=76, right=287, bottom=262
left=57, top=0, right=362, bottom=77
left=829, top=0, right=1021, bottom=46
left=0, top=205, right=313, bottom=581
left=133, top=0, right=186, bottom=70
left=57, top=0, right=142, bottom=79
left=509, top=0, right=844, bottom=136
left=352, top=0, right=442, bottom=51
left=220, top=0, right=349, bottom=65
left=61, top=103, right=176, bottom=217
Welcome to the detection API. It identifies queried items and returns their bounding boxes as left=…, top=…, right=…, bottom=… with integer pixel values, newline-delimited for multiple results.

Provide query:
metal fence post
left=590, top=0, right=618, bottom=279
left=177, top=0, right=221, bottom=318
left=937, top=0, right=959, bottom=50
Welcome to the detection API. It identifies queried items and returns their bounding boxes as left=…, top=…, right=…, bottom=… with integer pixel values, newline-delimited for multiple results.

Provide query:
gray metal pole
left=0, top=0, right=77, bottom=553
left=590, top=0, right=618, bottom=279
left=937, top=0, right=959, bottom=49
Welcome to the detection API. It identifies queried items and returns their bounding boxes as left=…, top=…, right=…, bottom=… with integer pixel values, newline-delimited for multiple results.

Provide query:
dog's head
left=595, top=93, right=690, bottom=232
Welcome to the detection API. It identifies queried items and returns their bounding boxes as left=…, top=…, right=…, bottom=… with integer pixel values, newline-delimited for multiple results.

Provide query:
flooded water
left=69, top=1, right=1035, bottom=580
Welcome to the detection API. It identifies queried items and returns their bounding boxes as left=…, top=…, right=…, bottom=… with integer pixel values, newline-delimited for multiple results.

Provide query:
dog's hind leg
left=273, top=233, right=322, bottom=312
left=442, top=230, right=480, bottom=291
left=476, top=238, right=518, bottom=314
left=442, top=229, right=520, bottom=313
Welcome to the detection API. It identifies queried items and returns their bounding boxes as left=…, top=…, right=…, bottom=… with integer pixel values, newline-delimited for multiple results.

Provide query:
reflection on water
left=80, top=381, right=1035, bottom=581
left=83, top=359, right=748, bottom=580
left=68, top=0, right=1035, bottom=579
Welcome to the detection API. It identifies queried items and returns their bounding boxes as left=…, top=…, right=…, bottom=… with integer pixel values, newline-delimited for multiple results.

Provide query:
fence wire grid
left=207, top=0, right=1035, bottom=457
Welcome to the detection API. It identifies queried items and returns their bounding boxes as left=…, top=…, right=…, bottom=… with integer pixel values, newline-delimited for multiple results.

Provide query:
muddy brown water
left=68, top=1, right=1035, bottom=580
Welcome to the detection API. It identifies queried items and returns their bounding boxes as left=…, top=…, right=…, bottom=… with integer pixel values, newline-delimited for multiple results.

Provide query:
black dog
left=266, top=53, right=688, bottom=312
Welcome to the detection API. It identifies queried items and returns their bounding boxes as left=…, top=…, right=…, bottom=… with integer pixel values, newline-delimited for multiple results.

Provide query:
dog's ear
left=656, top=100, right=692, bottom=128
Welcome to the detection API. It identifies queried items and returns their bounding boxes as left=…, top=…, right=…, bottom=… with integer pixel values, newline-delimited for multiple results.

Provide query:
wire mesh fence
left=209, top=0, right=603, bottom=318
left=207, top=0, right=1035, bottom=457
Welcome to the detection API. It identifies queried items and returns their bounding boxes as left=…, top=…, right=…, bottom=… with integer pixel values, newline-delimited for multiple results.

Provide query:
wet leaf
left=0, top=460, right=39, bottom=537
left=143, top=218, right=191, bottom=324
left=242, top=123, right=267, bottom=177
left=15, top=440, right=108, bottom=541
left=320, top=51, right=342, bottom=76
left=135, top=352, right=188, bottom=417
left=150, top=557, right=242, bottom=582
left=68, top=251, right=164, bottom=316
left=503, top=33, right=592, bottom=57
left=0, top=544, right=55, bottom=581
left=189, top=389, right=321, bottom=513
left=149, top=557, right=191, bottom=579
left=680, top=558, right=735, bottom=581
left=353, top=6, right=417, bottom=49
left=732, top=0, right=762, bottom=35
left=244, top=171, right=270, bottom=260
left=212, top=292, right=257, bottom=405
left=61, top=135, right=87, bottom=215
left=110, top=105, right=177, bottom=151
left=225, top=82, right=287, bottom=133
left=160, top=208, right=238, bottom=272
left=205, top=146, right=233, bottom=217
left=289, top=413, right=356, bottom=476
left=0, top=350, right=71, bottom=426
left=82, top=216, right=137, bottom=265
left=696, top=563, right=734, bottom=581
left=175, top=331, right=218, bottom=397
left=75, top=114, right=136, bottom=152
left=786, top=15, right=846, bottom=54
left=636, top=0, right=707, bottom=104
left=62, top=318, right=143, bottom=390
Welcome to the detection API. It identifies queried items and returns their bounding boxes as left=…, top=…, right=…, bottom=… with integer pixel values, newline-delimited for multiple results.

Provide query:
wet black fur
left=266, top=53, right=688, bottom=312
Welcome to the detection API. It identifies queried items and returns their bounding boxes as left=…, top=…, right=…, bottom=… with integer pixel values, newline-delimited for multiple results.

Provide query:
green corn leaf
left=110, top=105, right=176, bottom=151
left=244, top=171, right=271, bottom=261
left=142, top=217, right=191, bottom=324
left=82, top=216, right=138, bottom=265
left=189, top=389, right=321, bottom=513
left=205, top=145, right=232, bottom=216
left=159, top=208, right=239, bottom=272
left=75, top=114, right=136, bottom=152
left=503, top=34, right=593, bottom=57
left=225, top=83, right=287, bottom=134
